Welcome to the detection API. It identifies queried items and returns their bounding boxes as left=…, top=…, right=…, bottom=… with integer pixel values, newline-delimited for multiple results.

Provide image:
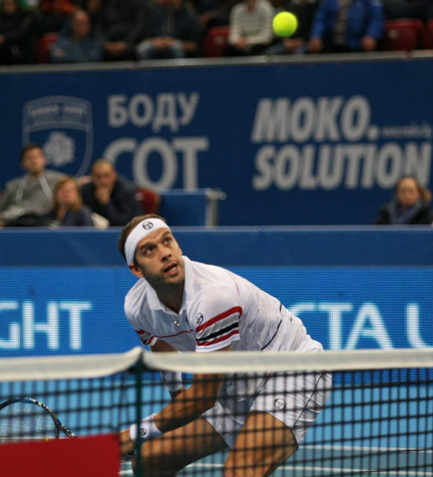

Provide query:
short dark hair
left=20, top=143, right=44, bottom=162
left=118, top=214, right=167, bottom=261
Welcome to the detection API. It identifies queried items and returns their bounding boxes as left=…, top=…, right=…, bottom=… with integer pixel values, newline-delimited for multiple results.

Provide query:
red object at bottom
left=0, top=433, right=120, bottom=477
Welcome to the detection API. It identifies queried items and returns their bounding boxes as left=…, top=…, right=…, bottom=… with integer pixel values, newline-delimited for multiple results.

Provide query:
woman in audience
left=373, top=175, right=433, bottom=225
left=46, top=176, right=94, bottom=227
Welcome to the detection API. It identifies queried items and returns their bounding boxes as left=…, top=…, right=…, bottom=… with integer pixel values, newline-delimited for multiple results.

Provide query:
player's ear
left=129, top=263, right=145, bottom=278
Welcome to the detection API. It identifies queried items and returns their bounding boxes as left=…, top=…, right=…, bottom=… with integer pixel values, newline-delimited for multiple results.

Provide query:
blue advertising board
left=1, top=57, right=433, bottom=225
left=0, top=265, right=431, bottom=357
left=0, top=224, right=432, bottom=357
left=0, top=227, right=432, bottom=356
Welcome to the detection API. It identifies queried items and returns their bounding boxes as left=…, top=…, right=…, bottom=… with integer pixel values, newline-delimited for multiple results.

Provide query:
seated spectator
left=50, top=9, right=102, bottom=62
left=135, top=0, right=200, bottom=60
left=93, top=0, right=149, bottom=61
left=0, top=143, right=65, bottom=227
left=0, top=0, right=37, bottom=65
left=266, top=0, right=320, bottom=55
left=81, top=159, right=143, bottom=226
left=373, top=175, right=433, bottom=225
left=225, top=0, right=274, bottom=56
left=46, top=176, right=94, bottom=226
left=308, top=0, right=384, bottom=54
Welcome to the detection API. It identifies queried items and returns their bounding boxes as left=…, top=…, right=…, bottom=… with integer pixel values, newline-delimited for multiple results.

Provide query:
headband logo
left=142, top=221, right=154, bottom=230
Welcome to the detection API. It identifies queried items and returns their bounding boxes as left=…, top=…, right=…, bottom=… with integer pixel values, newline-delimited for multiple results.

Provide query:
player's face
left=397, top=178, right=420, bottom=208
left=22, top=148, right=46, bottom=176
left=130, top=228, right=185, bottom=289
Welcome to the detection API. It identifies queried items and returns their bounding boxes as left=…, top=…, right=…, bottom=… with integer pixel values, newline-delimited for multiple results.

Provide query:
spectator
left=136, top=0, right=200, bottom=60
left=81, top=159, right=143, bottom=226
left=266, top=0, right=320, bottom=55
left=93, top=0, right=149, bottom=61
left=0, top=0, right=37, bottom=65
left=373, top=176, right=433, bottom=225
left=225, top=0, right=274, bottom=56
left=50, top=9, right=102, bottom=62
left=46, top=176, right=94, bottom=226
left=0, top=143, right=64, bottom=227
left=308, top=0, right=384, bottom=54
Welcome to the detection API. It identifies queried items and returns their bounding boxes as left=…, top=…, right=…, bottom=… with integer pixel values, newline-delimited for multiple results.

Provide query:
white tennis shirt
left=125, top=256, right=322, bottom=354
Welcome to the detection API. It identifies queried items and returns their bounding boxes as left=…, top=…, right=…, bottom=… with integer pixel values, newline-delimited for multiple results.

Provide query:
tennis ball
left=272, top=12, right=298, bottom=37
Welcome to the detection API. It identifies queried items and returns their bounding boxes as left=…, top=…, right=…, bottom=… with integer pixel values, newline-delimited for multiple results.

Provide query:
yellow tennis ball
left=272, top=12, right=298, bottom=37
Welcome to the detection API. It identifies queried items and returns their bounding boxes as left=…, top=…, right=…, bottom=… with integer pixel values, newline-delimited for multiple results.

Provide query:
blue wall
left=0, top=228, right=431, bottom=356
left=1, top=57, right=433, bottom=225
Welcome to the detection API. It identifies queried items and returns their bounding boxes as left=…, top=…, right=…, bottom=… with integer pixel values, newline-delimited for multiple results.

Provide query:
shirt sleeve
left=134, top=328, right=158, bottom=347
left=195, top=287, right=242, bottom=352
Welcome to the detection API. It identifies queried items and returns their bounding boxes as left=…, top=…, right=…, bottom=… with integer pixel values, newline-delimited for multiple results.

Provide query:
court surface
left=120, top=445, right=433, bottom=477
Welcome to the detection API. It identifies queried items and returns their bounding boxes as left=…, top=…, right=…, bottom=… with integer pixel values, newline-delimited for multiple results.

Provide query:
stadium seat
left=35, top=32, right=59, bottom=64
left=203, top=26, right=230, bottom=57
left=135, top=187, right=161, bottom=215
left=422, top=19, right=433, bottom=49
left=382, top=19, right=424, bottom=51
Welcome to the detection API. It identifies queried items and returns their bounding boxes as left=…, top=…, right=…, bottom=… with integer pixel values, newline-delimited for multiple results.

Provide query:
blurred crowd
left=0, top=0, right=432, bottom=65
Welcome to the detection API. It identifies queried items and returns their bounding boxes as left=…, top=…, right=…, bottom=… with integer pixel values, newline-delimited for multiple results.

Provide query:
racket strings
left=0, top=402, right=57, bottom=442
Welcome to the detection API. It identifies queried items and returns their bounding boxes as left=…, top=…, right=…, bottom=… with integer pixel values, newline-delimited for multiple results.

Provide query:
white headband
left=124, top=218, right=170, bottom=264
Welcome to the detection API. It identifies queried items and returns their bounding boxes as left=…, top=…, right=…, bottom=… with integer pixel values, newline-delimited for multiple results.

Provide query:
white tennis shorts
left=202, top=370, right=332, bottom=447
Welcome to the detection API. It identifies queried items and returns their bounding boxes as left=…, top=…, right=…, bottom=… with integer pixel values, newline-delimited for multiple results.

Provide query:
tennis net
left=0, top=347, right=431, bottom=477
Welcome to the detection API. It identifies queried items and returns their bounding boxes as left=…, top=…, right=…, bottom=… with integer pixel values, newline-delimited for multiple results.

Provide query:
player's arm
left=120, top=345, right=229, bottom=454
left=151, top=340, right=185, bottom=399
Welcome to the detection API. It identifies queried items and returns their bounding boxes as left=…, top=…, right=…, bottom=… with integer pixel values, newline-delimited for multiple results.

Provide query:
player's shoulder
left=187, top=258, right=239, bottom=291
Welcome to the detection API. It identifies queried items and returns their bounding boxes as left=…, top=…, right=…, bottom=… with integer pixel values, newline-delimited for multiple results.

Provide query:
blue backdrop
left=1, top=57, right=433, bottom=225
left=0, top=266, right=431, bottom=357
left=0, top=228, right=431, bottom=356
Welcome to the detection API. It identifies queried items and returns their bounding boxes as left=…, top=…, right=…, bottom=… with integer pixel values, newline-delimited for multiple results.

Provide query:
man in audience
left=81, top=159, right=143, bottom=226
left=308, top=0, right=384, bottom=54
left=50, top=9, right=102, bottom=63
left=93, top=0, right=148, bottom=61
left=135, top=0, right=201, bottom=60
left=0, top=143, right=65, bottom=226
left=225, top=0, right=274, bottom=56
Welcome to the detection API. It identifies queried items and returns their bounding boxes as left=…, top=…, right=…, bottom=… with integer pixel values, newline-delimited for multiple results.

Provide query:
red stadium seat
left=35, top=32, right=59, bottom=64
left=135, top=187, right=161, bottom=215
left=382, top=19, right=424, bottom=51
left=422, top=19, right=433, bottom=49
left=203, top=26, right=230, bottom=57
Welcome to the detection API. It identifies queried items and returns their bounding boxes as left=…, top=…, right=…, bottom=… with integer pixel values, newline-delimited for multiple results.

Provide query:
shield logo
left=22, top=96, right=93, bottom=177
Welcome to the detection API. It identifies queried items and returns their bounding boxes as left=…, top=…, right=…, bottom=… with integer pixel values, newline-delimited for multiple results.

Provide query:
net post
left=134, top=353, right=144, bottom=477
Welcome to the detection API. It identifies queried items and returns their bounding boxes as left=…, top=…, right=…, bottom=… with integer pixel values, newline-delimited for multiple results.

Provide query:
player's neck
left=158, top=284, right=184, bottom=314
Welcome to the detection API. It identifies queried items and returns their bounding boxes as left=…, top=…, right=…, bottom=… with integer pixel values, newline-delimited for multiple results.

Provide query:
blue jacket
left=310, top=0, right=384, bottom=51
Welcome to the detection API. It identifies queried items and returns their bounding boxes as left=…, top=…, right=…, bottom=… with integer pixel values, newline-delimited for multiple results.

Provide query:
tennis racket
left=0, top=397, right=74, bottom=443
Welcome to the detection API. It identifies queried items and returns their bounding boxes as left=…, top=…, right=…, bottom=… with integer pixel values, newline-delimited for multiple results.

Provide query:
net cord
left=0, top=347, right=431, bottom=382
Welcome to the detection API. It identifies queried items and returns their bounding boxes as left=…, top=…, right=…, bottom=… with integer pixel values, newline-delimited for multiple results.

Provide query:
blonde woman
left=374, top=176, right=433, bottom=225
left=47, top=176, right=94, bottom=227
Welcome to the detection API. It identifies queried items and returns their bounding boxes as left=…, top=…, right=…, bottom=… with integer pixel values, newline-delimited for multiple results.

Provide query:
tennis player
left=119, top=215, right=331, bottom=477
